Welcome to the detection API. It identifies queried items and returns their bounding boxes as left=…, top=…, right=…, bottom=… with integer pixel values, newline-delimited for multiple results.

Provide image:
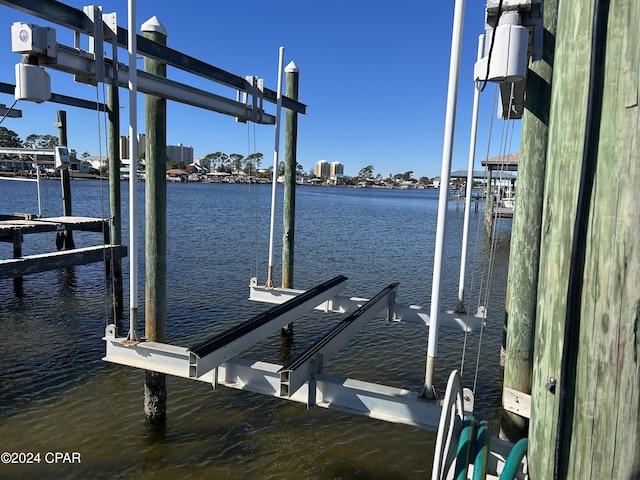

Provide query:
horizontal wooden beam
left=0, top=244, right=127, bottom=280
left=502, top=386, right=531, bottom=419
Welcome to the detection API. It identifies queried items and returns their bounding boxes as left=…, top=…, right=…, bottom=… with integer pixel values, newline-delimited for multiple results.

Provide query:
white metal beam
left=188, top=276, right=348, bottom=378
left=103, top=337, right=460, bottom=430
left=24, top=43, right=276, bottom=124
left=248, top=279, right=485, bottom=332
left=279, top=283, right=399, bottom=401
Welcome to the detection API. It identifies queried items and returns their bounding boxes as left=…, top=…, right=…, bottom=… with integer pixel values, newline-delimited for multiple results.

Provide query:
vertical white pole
left=424, top=0, right=466, bottom=398
left=456, top=34, right=485, bottom=314
left=265, top=46, right=285, bottom=288
left=127, top=0, right=139, bottom=341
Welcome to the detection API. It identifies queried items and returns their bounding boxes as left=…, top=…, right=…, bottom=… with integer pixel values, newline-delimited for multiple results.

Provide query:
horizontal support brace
left=0, top=0, right=306, bottom=114
left=0, top=216, right=109, bottom=240
left=0, top=244, right=127, bottom=280
left=45, top=46, right=274, bottom=124
left=188, top=275, right=348, bottom=378
left=248, top=280, right=485, bottom=332
left=0, top=81, right=108, bottom=111
left=502, top=386, right=531, bottom=419
left=279, top=282, right=399, bottom=399
left=103, top=336, right=444, bottom=430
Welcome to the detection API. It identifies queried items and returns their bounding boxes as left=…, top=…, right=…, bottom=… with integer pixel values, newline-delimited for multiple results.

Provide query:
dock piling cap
left=285, top=61, right=299, bottom=73
left=141, top=16, right=167, bottom=36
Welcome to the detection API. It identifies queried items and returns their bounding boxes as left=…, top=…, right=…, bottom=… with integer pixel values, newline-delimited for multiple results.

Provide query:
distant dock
left=0, top=215, right=127, bottom=280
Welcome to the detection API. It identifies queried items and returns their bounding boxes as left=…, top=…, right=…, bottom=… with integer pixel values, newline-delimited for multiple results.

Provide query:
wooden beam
left=0, top=245, right=127, bottom=280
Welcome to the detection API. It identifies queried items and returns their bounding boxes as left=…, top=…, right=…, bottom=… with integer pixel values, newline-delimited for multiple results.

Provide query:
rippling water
left=0, top=179, right=511, bottom=479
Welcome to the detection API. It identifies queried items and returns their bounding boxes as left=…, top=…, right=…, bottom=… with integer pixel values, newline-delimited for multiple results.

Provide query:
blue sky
left=0, top=1, right=519, bottom=178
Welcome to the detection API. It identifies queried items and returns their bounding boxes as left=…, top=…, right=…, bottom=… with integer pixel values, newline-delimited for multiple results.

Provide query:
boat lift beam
left=188, top=275, right=347, bottom=378
left=1, top=0, right=306, bottom=114
left=12, top=39, right=276, bottom=124
left=279, top=282, right=399, bottom=402
left=103, top=343, right=455, bottom=430
left=103, top=275, right=475, bottom=430
left=249, top=278, right=485, bottom=332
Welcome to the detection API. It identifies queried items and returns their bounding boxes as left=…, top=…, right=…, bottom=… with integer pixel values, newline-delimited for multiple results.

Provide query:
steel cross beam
left=0, top=0, right=306, bottom=114
left=248, top=279, right=486, bottom=332
left=0, top=81, right=107, bottom=111
left=278, top=282, right=399, bottom=403
left=102, top=340, right=454, bottom=430
left=16, top=40, right=276, bottom=124
left=188, top=275, right=348, bottom=378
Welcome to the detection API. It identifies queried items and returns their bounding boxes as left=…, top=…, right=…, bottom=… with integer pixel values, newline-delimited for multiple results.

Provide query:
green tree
left=0, top=126, right=23, bottom=147
left=229, top=153, right=244, bottom=174
left=357, top=165, right=374, bottom=182
left=24, top=133, right=58, bottom=149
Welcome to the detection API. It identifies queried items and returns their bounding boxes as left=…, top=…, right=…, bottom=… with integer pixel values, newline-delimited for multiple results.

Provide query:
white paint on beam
left=248, top=280, right=485, bottom=332
left=103, top=335, right=448, bottom=430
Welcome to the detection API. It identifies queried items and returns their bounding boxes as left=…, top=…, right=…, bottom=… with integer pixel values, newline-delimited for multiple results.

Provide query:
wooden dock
left=0, top=215, right=127, bottom=280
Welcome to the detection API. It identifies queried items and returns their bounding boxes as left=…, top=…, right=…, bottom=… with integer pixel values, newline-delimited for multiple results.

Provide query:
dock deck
left=0, top=215, right=127, bottom=280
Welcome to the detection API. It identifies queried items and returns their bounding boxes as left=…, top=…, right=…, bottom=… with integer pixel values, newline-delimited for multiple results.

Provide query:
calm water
left=0, top=179, right=512, bottom=479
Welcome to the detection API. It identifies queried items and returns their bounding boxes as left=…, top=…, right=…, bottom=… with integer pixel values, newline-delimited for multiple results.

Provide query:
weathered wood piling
left=281, top=61, right=299, bottom=337
left=143, top=16, right=168, bottom=424
left=529, top=0, right=640, bottom=477
left=501, top=0, right=557, bottom=443
left=57, top=110, right=75, bottom=250
left=108, top=80, right=123, bottom=320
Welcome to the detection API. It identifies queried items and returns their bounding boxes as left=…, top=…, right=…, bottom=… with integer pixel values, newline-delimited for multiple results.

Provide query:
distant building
left=316, top=159, right=330, bottom=178
left=119, top=134, right=145, bottom=161
left=167, top=143, right=194, bottom=165
left=329, top=161, right=344, bottom=177
left=119, top=135, right=194, bottom=165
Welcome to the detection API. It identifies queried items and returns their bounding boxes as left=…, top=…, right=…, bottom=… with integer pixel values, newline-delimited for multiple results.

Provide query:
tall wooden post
left=142, top=16, right=167, bottom=424
left=281, top=61, right=299, bottom=337
left=529, top=0, right=640, bottom=477
left=57, top=110, right=75, bottom=249
left=500, top=0, right=558, bottom=442
left=483, top=169, right=493, bottom=233
left=107, top=82, right=124, bottom=320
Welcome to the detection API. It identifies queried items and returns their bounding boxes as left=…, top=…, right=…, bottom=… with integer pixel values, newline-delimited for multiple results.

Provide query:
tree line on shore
left=1, top=127, right=441, bottom=185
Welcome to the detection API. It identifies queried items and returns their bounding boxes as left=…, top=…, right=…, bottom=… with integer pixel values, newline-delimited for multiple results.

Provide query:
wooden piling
left=281, top=61, right=299, bottom=338
left=500, top=0, right=557, bottom=442
left=57, top=110, right=75, bottom=249
left=107, top=83, right=124, bottom=320
left=282, top=61, right=299, bottom=290
left=143, top=17, right=167, bottom=424
left=529, top=0, right=640, bottom=477
left=483, top=169, right=493, bottom=233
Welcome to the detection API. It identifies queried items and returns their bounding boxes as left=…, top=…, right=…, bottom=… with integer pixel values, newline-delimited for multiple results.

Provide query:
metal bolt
left=546, top=377, right=557, bottom=394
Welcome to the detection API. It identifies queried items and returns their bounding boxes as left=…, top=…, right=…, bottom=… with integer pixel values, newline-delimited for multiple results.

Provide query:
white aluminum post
left=456, top=34, right=485, bottom=314
left=265, top=46, right=285, bottom=288
left=424, top=0, right=466, bottom=398
left=127, top=0, right=139, bottom=341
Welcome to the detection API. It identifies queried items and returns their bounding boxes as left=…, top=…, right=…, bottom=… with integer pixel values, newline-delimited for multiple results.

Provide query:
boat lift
left=3, top=0, right=484, bottom=430
left=105, top=275, right=479, bottom=429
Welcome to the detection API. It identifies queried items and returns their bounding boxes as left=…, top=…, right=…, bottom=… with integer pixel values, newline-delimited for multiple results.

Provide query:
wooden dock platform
left=0, top=215, right=127, bottom=280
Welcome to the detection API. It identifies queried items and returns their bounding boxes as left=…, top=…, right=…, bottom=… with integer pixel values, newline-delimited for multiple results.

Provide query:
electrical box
left=15, top=63, right=51, bottom=103
left=11, top=22, right=56, bottom=58
left=474, top=11, right=528, bottom=83
left=55, top=146, right=71, bottom=168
